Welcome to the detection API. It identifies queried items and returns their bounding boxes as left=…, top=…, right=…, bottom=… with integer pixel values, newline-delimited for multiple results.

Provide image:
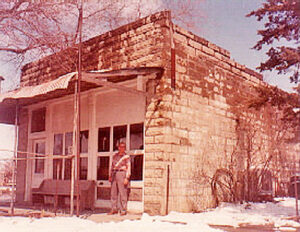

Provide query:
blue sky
left=196, top=0, right=296, bottom=92
left=0, top=0, right=296, bottom=92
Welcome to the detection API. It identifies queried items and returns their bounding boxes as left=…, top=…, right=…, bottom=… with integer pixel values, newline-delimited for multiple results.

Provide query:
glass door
left=32, top=139, right=45, bottom=188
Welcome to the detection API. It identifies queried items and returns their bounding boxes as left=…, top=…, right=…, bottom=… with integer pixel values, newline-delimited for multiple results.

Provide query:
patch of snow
left=0, top=198, right=299, bottom=232
left=157, top=198, right=300, bottom=229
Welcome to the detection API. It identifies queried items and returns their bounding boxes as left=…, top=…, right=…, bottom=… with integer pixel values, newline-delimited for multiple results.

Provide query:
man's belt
left=113, top=169, right=126, bottom=172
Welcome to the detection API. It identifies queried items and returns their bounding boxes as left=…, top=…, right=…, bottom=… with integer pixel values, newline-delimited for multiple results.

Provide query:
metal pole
left=170, top=19, right=175, bottom=89
left=10, top=102, right=18, bottom=215
left=76, top=3, right=83, bottom=217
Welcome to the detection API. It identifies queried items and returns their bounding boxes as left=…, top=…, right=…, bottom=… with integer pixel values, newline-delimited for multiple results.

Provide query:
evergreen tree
left=248, top=0, right=300, bottom=83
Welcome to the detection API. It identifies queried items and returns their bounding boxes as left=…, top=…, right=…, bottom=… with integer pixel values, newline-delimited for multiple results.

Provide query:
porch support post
left=10, top=101, right=19, bottom=215
left=76, top=2, right=83, bottom=217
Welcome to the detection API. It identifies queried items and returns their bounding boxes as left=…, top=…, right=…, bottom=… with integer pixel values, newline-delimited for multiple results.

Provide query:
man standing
left=108, top=142, right=131, bottom=215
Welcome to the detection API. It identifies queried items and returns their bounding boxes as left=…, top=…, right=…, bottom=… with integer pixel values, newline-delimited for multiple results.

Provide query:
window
left=64, top=158, right=72, bottom=180
left=96, top=123, right=144, bottom=183
left=34, top=141, right=45, bottom=174
left=130, top=123, right=144, bottom=150
left=97, top=157, right=110, bottom=180
left=80, top=130, right=89, bottom=153
left=53, top=131, right=88, bottom=180
left=129, top=123, right=144, bottom=181
left=64, top=132, right=73, bottom=180
left=31, top=108, right=46, bottom=133
left=80, top=158, right=88, bottom=180
left=53, top=134, right=63, bottom=155
left=65, top=132, right=73, bottom=155
left=53, top=134, right=63, bottom=179
left=113, top=125, right=127, bottom=151
left=130, top=155, right=143, bottom=180
left=98, top=127, right=110, bottom=152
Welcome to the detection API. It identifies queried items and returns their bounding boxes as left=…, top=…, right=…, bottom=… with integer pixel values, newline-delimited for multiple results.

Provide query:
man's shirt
left=110, top=152, right=131, bottom=179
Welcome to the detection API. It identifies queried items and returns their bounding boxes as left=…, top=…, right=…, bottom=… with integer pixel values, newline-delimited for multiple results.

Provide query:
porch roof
left=0, top=67, right=163, bottom=124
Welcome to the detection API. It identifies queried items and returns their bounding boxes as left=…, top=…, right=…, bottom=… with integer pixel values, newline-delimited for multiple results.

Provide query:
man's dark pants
left=111, top=171, right=128, bottom=212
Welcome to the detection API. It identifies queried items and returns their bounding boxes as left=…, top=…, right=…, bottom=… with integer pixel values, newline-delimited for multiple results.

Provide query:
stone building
left=0, top=11, right=296, bottom=215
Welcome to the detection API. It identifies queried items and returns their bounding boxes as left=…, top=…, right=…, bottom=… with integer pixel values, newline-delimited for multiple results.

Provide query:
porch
left=0, top=67, right=164, bottom=213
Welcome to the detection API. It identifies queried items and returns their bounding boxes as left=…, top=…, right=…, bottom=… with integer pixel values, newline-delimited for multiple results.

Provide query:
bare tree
left=190, top=89, right=299, bottom=209
left=0, top=0, right=200, bottom=90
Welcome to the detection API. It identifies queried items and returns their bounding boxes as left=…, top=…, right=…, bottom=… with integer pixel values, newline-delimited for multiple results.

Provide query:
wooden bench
left=32, top=179, right=95, bottom=210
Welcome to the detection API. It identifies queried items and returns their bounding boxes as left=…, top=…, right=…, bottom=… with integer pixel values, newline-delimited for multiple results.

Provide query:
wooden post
left=10, top=102, right=18, bottom=215
left=294, top=162, right=299, bottom=221
left=70, top=73, right=78, bottom=216
left=76, top=3, right=83, bottom=217
left=166, top=164, right=170, bottom=215
left=70, top=156, right=75, bottom=215
left=55, top=163, right=60, bottom=216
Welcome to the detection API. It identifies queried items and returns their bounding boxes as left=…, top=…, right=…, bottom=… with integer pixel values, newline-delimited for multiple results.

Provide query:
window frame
left=31, top=107, right=46, bottom=133
left=96, top=123, right=144, bottom=185
left=33, top=139, right=46, bottom=174
left=53, top=130, right=89, bottom=180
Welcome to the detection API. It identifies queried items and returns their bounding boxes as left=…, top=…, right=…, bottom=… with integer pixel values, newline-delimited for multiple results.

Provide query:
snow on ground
left=0, top=215, right=221, bottom=232
left=157, top=197, right=300, bottom=230
left=0, top=198, right=299, bottom=232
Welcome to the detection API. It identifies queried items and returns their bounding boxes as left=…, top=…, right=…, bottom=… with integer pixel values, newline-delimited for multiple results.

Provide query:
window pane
left=53, top=134, right=63, bottom=155
left=80, top=157, right=88, bottom=180
left=98, top=127, right=110, bottom=152
left=130, top=123, right=144, bottom=150
left=97, top=157, right=109, bottom=180
left=53, top=134, right=63, bottom=179
left=64, top=158, right=72, bottom=180
left=65, top=132, right=73, bottom=155
left=31, top=108, right=46, bottom=133
left=113, top=125, right=127, bottom=151
left=53, top=160, right=62, bottom=179
left=130, top=155, right=143, bottom=181
left=80, top=131, right=89, bottom=153
left=34, top=141, right=45, bottom=174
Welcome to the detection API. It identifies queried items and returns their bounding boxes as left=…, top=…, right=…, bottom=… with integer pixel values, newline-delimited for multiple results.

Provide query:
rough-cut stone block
left=188, top=39, right=203, bottom=50
left=202, top=46, right=215, bottom=56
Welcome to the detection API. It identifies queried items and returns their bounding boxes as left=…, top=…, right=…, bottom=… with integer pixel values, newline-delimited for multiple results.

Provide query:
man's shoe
left=107, top=210, right=118, bottom=215
left=120, top=211, right=127, bottom=216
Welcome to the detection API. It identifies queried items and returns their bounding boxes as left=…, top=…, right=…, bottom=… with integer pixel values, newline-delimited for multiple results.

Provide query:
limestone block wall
left=143, top=18, right=278, bottom=214
left=20, top=11, right=171, bottom=87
